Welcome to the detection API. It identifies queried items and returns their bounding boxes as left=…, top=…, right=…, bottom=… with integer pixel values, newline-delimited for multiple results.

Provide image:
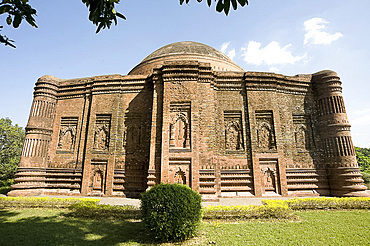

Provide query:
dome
left=128, top=41, right=244, bottom=75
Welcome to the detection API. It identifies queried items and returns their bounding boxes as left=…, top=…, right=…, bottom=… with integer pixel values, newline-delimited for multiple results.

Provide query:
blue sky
left=1, top=0, right=370, bottom=147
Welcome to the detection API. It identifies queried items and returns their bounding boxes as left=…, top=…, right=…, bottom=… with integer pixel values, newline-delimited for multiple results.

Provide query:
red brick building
left=9, top=41, right=369, bottom=199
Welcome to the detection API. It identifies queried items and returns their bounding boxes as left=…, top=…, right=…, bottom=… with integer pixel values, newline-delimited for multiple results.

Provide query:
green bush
left=68, top=202, right=140, bottom=220
left=203, top=201, right=294, bottom=221
left=0, top=179, right=14, bottom=187
left=0, top=197, right=99, bottom=209
left=141, top=183, right=202, bottom=243
left=0, top=179, right=13, bottom=194
left=362, top=172, right=370, bottom=184
left=264, top=197, right=370, bottom=210
left=0, top=187, right=11, bottom=195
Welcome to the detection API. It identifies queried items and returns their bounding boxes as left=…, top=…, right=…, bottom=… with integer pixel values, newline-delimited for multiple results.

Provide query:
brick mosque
left=9, top=41, right=369, bottom=199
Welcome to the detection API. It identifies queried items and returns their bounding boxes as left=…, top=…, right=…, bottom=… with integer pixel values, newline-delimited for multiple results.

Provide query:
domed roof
left=128, top=41, right=244, bottom=75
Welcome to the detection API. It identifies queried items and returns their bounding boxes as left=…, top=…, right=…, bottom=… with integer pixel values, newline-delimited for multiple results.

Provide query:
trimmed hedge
left=0, top=197, right=99, bottom=209
left=68, top=202, right=140, bottom=219
left=203, top=202, right=294, bottom=221
left=141, top=183, right=202, bottom=242
left=2, top=196, right=369, bottom=223
left=263, top=197, right=370, bottom=210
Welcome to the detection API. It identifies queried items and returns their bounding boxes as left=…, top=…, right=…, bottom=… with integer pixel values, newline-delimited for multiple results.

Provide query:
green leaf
left=231, top=0, right=237, bottom=10
left=96, top=22, right=104, bottom=33
left=25, top=16, right=37, bottom=28
left=116, top=12, right=126, bottom=20
left=207, top=0, right=212, bottom=7
left=6, top=15, right=12, bottom=25
left=13, top=13, right=21, bottom=28
left=238, top=0, right=248, bottom=6
left=224, top=0, right=230, bottom=15
left=216, top=0, right=224, bottom=12
left=0, top=5, right=12, bottom=15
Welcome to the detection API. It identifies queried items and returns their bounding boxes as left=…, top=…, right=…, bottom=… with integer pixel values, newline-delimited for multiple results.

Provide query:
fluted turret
left=8, top=76, right=59, bottom=196
left=312, top=70, right=368, bottom=197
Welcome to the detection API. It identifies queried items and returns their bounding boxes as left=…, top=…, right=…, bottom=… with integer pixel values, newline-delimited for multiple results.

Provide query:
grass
left=0, top=209, right=152, bottom=246
left=0, top=209, right=369, bottom=245
left=202, top=210, right=370, bottom=245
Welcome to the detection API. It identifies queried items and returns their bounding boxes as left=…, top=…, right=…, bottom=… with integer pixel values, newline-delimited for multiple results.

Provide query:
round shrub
left=141, top=183, right=202, bottom=242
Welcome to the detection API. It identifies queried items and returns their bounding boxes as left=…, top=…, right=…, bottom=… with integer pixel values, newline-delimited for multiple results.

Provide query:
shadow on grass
left=0, top=209, right=20, bottom=219
left=0, top=209, right=157, bottom=246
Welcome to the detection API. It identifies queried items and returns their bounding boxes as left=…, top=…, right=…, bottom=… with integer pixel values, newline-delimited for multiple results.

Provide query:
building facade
left=9, top=41, right=369, bottom=199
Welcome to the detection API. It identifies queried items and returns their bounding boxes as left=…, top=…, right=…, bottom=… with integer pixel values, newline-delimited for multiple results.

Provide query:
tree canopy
left=0, top=0, right=248, bottom=48
left=0, top=118, right=25, bottom=181
left=355, top=147, right=370, bottom=173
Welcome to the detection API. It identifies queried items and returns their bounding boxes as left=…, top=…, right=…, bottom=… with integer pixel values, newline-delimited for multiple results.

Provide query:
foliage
left=203, top=202, right=295, bottom=221
left=0, top=178, right=13, bottom=187
left=262, top=197, right=370, bottom=210
left=81, top=0, right=125, bottom=33
left=355, top=146, right=370, bottom=173
left=0, top=118, right=25, bottom=181
left=68, top=202, right=140, bottom=220
left=140, top=183, right=202, bottom=242
left=0, top=196, right=99, bottom=209
left=0, top=0, right=37, bottom=28
left=0, top=178, right=13, bottom=194
left=180, top=0, right=248, bottom=15
left=0, top=0, right=37, bottom=47
left=0, top=0, right=124, bottom=47
left=362, top=172, right=370, bottom=184
left=1, top=0, right=248, bottom=48
left=0, top=186, right=11, bottom=194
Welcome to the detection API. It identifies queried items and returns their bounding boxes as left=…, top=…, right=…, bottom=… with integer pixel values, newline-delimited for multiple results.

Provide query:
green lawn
left=0, top=209, right=369, bottom=245
left=202, top=211, right=370, bottom=246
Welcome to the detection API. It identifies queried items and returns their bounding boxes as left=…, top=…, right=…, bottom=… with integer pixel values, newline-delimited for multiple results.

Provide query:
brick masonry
left=9, top=42, right=369, bottom=199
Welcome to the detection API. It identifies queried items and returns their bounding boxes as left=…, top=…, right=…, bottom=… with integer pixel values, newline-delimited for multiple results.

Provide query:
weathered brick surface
left=9, top=42, right=368, bottom=198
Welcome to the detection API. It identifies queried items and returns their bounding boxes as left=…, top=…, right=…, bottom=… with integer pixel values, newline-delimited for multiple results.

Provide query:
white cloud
left=220, top=41, right=230, bottom=53
left=220, top=41, right=236, bottom=60
left=227, top=49, right=236, bottom=60
left=304, top=17, right=343, bottom=45
left=241, top=41, right=306, bottom=66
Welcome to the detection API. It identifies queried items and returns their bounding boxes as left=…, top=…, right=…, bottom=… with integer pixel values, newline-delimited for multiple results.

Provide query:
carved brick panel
left=293, top=114, right=312, bottom=152
left=259, top=158, right=280, bottom=195
left=123, top=113, right=143, bottom=154
left=93, top=115, right=111, bottom=151
left=168, top=158, right=191, bottom=187
left=224, top=111, right=244, bottom=151
left=57, top=117, right=78, bottom=152
left=169, top=102, right=191, bottom=150
left=90, top=159, right=107, bottom=194
left=256, top=111, right=276, bottom=152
